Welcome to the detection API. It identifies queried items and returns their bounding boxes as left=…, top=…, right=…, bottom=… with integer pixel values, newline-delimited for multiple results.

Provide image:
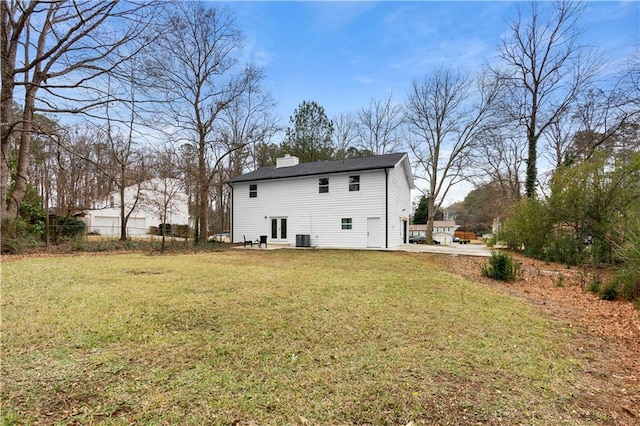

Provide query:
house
left=409, top=221, right=459, bottom=244
left=228, top=153, right=414, bottom=249
left=82, top=178, right=190, bottom=236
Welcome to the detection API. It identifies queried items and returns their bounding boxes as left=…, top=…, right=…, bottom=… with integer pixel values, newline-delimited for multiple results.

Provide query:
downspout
left=228, top=183, right=234, bottom=242
left=385, top=168, right=389, bottom=249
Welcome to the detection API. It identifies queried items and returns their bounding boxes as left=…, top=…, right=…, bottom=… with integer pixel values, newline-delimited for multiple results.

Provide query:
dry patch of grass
left=2, top=250, right=593, bottom=424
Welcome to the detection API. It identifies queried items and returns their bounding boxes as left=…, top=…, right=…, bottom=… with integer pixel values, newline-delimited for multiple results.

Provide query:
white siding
left=85, top=178, right=190, bottom=236
left=232, top=155, right=413, bottom=249
left=232, top=169, right=387, bottom=248
left=386, top=159, right=412, bottom=247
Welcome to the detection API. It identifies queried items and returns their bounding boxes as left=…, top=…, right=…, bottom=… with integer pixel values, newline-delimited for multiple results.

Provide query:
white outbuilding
left=83, top=178, right=190, bottom=237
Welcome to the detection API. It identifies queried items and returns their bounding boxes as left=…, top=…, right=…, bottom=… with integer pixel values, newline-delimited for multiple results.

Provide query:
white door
left=270, top=217, right=288, bottom=241
left=367, top=217, right=381, bottom=247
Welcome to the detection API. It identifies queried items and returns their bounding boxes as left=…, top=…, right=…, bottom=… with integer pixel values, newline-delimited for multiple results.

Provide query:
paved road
left=396, top=242, right=492, bottom=257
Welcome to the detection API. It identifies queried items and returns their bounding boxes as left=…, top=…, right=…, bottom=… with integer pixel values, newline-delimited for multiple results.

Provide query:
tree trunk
left=426, top=196, right=436, bottom=244
left=119, top=184, right=127, bottom=241
left=196, top=133, right=208, bottom=244
left=6, top=86, right=38, bottom=219
left=525, top=109, right=538, bottom=199
left=0, top=1, right=18, bottom=219
left=198, top=184, right=208, bottom=244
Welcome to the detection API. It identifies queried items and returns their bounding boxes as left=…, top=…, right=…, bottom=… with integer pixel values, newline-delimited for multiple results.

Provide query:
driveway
left=235, top=241, right=493, bottom=257
left=397, top=242, right=492, bottom=257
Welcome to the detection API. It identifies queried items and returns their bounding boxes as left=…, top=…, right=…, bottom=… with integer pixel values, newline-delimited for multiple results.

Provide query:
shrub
left=499, top=198, right=551, bottom=258
left=544, top=232, right=585, bottom=267
left=1, top=217, right=42, bottom=254
left=69, top=235, right=87, bottom=251
left=611, top=269, right=640, bottom=301
left=481, top=252, right=521, bottom=282
left=587, top=280, right=601, bottom=294
left=600, top=282, right=619, bottom=301
left=56, top=216, right=87, bottom=238
left=484, top=235, right=497, bottom=248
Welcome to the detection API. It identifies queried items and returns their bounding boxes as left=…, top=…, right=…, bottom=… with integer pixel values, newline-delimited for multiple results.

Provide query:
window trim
left=348, top=175, right=360, bottom=192
left=319, top=177, right=329, bottom=193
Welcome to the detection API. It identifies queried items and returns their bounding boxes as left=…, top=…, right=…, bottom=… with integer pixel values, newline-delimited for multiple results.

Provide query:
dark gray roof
left=230, top=152, right=408, bottom=184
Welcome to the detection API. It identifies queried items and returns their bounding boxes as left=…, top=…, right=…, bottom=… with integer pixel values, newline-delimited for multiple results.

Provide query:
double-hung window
left=341, top=218, right=352, bottom=230
left=249, top=184, right=257, bottom=198
left=319, top=178, right=329, bottom=193
left=349, top=175, right=360, bottom=191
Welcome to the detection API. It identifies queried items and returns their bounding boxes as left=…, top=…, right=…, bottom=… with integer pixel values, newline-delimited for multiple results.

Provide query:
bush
left=484, top=235, right=497, bottom=248
left=1, top=217, right=42, bottom=254
left=56, top=216, right=87, bottom=238
left=499, top=198, right=551, bottom=258
left=481, top=252, right=521, bottom=282
left=587, top=280, right=601, bottom=294
left=600, top=282, right=619, bottom=301
left=611, top=269, right=640, bottom=301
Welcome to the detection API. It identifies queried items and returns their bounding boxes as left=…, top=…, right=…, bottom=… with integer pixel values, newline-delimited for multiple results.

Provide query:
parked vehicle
left=409, top=235, right=427, bottom=244
left=409, top=236, right=441, bottom=245
left=210, top=232, right=231, bottom=242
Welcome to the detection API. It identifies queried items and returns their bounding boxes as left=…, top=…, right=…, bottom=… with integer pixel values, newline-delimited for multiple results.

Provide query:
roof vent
left=276, top=154, right=299, bottom=168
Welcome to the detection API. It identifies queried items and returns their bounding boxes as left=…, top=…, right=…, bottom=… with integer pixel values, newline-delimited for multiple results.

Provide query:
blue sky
left=226, top=1, right=639, bottom=123
left=221, top=1, right=638, bottom=203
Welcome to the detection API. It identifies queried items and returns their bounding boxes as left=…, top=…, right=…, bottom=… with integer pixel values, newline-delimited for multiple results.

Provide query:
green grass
left=2, top=250, right=586, bottom=424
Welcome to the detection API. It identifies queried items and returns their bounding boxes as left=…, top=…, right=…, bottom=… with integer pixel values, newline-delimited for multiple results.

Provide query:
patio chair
left=243, top=235, right=253, bottom=248
left=258, top=235, right=267, bottom=248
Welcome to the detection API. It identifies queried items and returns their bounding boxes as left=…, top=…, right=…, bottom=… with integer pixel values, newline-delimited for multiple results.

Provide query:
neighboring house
left=229, top=153, right=414, bottom=249
left=409, top=221, right=459, bottom=244
left=82, top=178, right=190, bottom=236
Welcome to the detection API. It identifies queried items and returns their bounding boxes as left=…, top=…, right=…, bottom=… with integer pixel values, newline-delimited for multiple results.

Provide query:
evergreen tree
left=413, top=196, right=429, bottom=224
left=281, top=101, right=334, bottom=162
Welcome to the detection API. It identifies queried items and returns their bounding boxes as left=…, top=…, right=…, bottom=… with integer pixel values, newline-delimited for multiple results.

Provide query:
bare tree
left=332, top=112, right=360, bottom=159
left=100, top=130, right=147, bottom=241
left=142, top=146, right=187, bottom=251
left=566, top=68, right=640, bottom=162
left=472, top=126, right=527, bottom=204
left=1, top=0, right=157, bottom=223
left=144, top=2, right=261, bottom=243
left=74, top=66, right=152, bottom=241
left=406, top=67, right=497, bottom=243
left=213, top=77, right=279, bottom=234
left=492, top=0, right=600, bottom=198
left=357, top=92, right=405, bottom=155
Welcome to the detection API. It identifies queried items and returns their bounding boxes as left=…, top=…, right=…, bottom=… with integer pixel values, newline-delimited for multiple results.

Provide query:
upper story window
left=109, top=195, right=115, bottom=208
left=319, top=178, right=329, bottom=193
left=349, top=175, right=360, bottom=191
left=249, top=184, right=257, bottom=198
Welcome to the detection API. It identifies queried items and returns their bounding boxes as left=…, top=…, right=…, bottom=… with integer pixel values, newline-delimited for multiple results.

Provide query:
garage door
left=91, top=216, right=119, bottom=236
left=127, top=217, right=147, bottom=235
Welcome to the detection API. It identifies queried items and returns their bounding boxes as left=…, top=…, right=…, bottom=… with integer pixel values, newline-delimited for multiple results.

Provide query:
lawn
left=2, top=250, right=587, bottom=424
